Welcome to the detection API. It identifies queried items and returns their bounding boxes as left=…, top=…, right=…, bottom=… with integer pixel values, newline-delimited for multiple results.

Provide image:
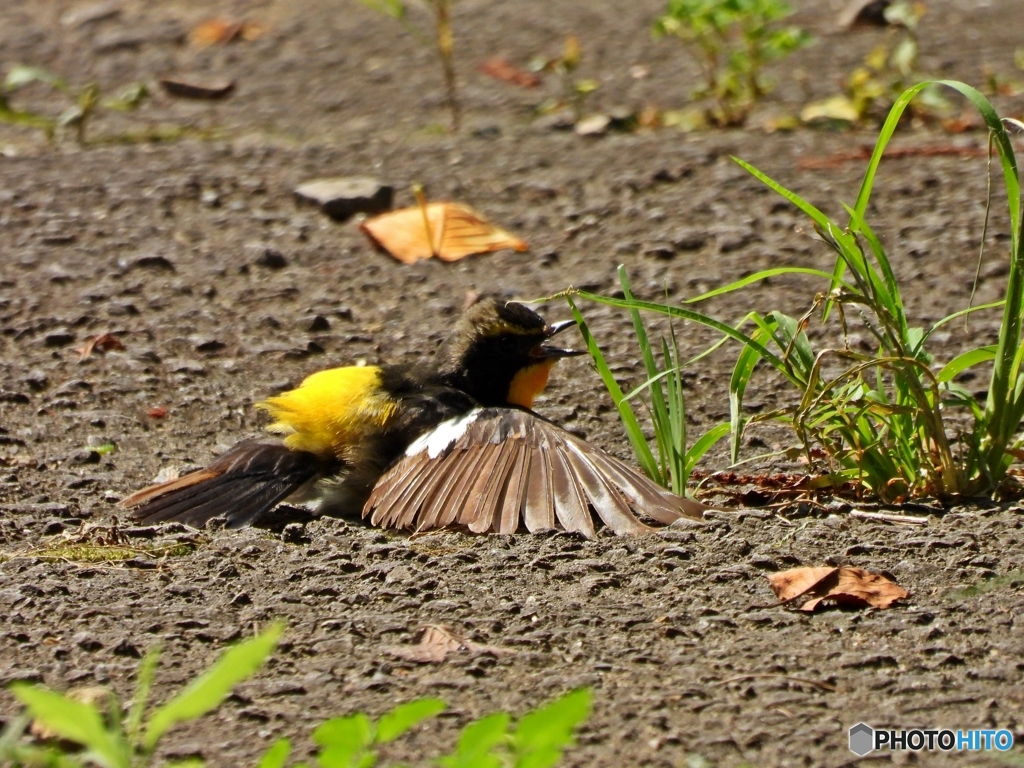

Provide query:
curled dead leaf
left=77, top=332, right=125, bottom=360
left=360, top=202, right=528, bottom=263
left=768, top=566, right=909, bottom=612
left=478, top=57, right=541, bottom=88
left=383, top=624, right=513, bottom=663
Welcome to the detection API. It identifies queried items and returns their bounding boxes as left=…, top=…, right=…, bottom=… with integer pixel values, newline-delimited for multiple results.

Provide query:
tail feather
left=120, top=439, right=329, bottom=528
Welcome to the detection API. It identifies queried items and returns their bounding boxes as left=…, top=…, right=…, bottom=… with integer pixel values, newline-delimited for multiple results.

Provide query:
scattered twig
left=849, top=509, right=928, bottom=525
left=711, top=673, right=837, bottom=692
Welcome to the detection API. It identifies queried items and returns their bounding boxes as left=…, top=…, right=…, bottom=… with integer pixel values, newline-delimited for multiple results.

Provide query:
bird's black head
left=436, top=297, right=581, bottom=408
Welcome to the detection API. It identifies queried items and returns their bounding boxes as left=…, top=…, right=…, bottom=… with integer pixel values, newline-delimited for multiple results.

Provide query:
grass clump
left=566, top=268, right=729, bottom=498
left=574, top=80, right=1023, bottom=503
left=2, top=621, right=591, bottom=768
left=2, top=623, right=284, bottom=767
left=0, top=65, right=148, bottom=145
left=654, top=0, right=810, bottom=127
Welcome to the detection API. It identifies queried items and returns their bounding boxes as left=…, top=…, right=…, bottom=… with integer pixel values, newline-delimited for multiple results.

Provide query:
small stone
left=106, top=301, right=139, bottom=316
left=671, top=229, right=708, bottom=251
left=575, top=114, right=611, bottom=136
left=23, top=370, right=48, bottom=391
left=200, top=189, right=221, bottom=207
left=534, top=109, right=576, bottom=132
left=193, top=338, right=226, bottom=352
left=61, top=1, right=120, bottom=28
left=111, top=639, right=141, bottom=658
left=42, top=519, right=66, bottom=536
left=253, top=248, right=288, bottom=270
left=165, top=358, right=207, bottom=375
left=281, top=523, right=307, bottom=544
left=159, top=76, right=236, bottom=100
left=71, top=449, right=101, bottom=465
left=304, top=315, right=330, bottom=332
left=293, top=177, right=393, bottom=221
left=72, top=632, right=103, bottom=652
left=230, top=592, right=252, bottom=606
left=44, top=330, right=76, bottom=347
left=131, top=254, right=175, bottom=272
left=643, top=242, right=676, bottom=259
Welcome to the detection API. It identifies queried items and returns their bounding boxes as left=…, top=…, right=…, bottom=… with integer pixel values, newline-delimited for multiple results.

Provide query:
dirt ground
left=2, top=0, right=1024, bottom=765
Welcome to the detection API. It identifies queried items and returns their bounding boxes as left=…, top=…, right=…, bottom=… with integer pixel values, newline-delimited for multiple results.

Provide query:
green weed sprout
left=0, top=65, right=149, bottom=145
left=356, top=0, right=460, bottom=131
left=1, top=623, right=283, bottom=767
left=255, top=687, right=592, bottom=768
left=801, top=2, right=952, bottom=126
left=531, top=36, right=600, bottom=122
left=654, top=0, right=810, bottom=127
left=567, top=267, right=730, bottom=497
left=576, top=80, right=1023, bottom=503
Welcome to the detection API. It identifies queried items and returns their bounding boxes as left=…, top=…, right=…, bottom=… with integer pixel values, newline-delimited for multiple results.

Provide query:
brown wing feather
left=498, top=446, right=531, bottom=534
left=362, top=408, right=705, bottom=537
left=559, top=441, right=654, bottom=535
left=119, top=469, right=220, bottom=509
left=522, top=437, right=555, bottom=532
left=468, top=440, right=520, bottom=534
left=548, top=444, right=595, bottom=537
left=121, top=439, right=328, bottom=529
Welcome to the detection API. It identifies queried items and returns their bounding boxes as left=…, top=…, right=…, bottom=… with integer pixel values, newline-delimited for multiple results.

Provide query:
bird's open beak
left=534, top=318, right=584, bottom=360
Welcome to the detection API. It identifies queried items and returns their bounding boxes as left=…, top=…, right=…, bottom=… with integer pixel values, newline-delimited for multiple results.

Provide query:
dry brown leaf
left=383, top=624, right=513, bottom=663
left=189, top=18, right=268, bottom=47
left=768, top=566, right=909, bottom=612
left=478, top=57, right=541, bottom=88
left=77, top=332, right=125, bottom=360
left=189, top=18, right=243, bottom=47
left=360, top=202, right=528, bottom=264
left=767, top=566, right=836, bottom=603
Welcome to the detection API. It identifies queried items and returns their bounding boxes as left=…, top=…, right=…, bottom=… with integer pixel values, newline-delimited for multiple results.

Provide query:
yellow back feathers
left=257, top=366, right=398, bottom=459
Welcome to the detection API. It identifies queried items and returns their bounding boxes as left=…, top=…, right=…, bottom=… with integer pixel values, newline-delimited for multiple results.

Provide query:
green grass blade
left=682, top=267, right=858, bottom=303
left=662, top=335, right=687, bottom=494
left=938, top=347, right=998, bottom=383
left=574, top=290, right=790, bottom=373
left=10, top=685, right=127, bottom=768
left=376, top=699, right=445, bottom=743
left=567, top=297, right=661, bottom=483
left=257, top=739, right=291, bottom=768
left=729, top=327, right=767, bottom=463
left=126, top=644, right=162, bottom=748
left=619, top=266, right=672, bottom=479
left=513, top=689, right=591, bottom=768
left=438, top=713, right=509, bottom=768
left=145, top=622, right=284, bottom=750
left=685, top=423, right=730, bottom=475
left=843, top=204, right=908, bottom=337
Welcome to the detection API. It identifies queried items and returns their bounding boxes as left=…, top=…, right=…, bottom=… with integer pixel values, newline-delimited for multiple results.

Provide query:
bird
left=120, top=297, right=704, bottom=536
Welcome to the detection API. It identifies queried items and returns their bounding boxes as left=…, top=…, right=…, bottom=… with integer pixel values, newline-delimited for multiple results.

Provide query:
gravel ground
left=2, top=0, right=1023, bottom=765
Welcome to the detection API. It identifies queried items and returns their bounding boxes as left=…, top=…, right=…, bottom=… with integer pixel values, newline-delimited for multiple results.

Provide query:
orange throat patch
left=506, top=359, right=557, bottom=409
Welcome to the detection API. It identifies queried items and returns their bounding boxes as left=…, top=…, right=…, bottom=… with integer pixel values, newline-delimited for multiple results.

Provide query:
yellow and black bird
left=121, top=297, right=703, bottom=536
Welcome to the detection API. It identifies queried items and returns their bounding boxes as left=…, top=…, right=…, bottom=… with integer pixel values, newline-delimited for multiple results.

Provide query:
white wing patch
left=405, top=409, right=481, bottom=459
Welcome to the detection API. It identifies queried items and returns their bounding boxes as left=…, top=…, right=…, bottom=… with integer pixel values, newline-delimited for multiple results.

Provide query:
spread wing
left=363, top=408, right=705, bottom=537
left=120, top=439, right=327, bottom=528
